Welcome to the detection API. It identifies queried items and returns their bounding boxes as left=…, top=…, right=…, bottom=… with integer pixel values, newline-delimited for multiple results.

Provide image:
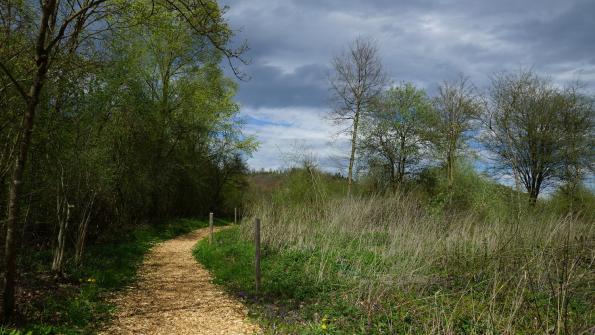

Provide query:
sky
left=219, top=0, right=595, bottom=173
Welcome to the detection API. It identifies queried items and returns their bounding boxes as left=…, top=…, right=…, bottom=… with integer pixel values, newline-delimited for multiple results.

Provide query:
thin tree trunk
left=528, top=187, right=539, bottom=206
left=52, top=171, right=71, bottom=274
left=347, top=108, right=360, bottom=196
left=74, top=193, right=95, bottom=266
left=397, top=137, right=406, bottom=185
left=3, top=99, right=38, bottom=319
left=2, top=0, right=54, bottom=319
left=74, top=217, right=89, bottom=265
left=51, top=200, right=70, bottom=274
left=446, top=149, right=454, bottom=189
left=389, top=159, right=396, bottom=191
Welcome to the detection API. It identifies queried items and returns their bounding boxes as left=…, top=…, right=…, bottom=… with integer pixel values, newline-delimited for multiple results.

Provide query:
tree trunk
left=397, top=159, right=405, bottom=185
left=446, top=149, right=455, bottom=189
left=388, top=159, right=396, bottom=191
left=397, top=137, right=406, bottom=185
left=2, top=99, right=38, bottom=319
left=74, top=218, right=88, bottom=266
left=528, top=187, right=539, bottom=206
left=2, top=1, right=54, bottom=319
left=347, top=108, right=360, bottom=196
left=74, top=195, right=94, bottom=266
left=51, top=200, right=71, bottom=274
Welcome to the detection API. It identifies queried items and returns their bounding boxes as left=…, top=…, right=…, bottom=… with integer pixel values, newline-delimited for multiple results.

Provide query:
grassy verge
left=1, top=218, right=225, bottom=335
left=194, top=227, right=381, bottom=334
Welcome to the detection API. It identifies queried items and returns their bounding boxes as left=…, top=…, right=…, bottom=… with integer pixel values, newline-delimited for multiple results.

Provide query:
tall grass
left=240, top=192, right=594, bottom=333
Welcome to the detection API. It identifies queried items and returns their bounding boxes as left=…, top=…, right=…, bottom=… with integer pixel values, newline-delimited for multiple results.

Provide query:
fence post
left=209, top=212, right=213, bottom=244
left=234, top=207, right=237, bottom=225
left=255, top=218, right=261, bottom=295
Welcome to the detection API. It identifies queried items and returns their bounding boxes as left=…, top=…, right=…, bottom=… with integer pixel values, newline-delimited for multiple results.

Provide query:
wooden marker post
left=234, top=207, right=237, bottom=225
left=209, top=212, right=213, bottom=244
left=255, top=218, right=261, bottom=295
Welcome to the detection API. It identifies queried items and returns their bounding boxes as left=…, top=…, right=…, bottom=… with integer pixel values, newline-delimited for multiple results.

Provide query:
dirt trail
left=100, top=227, right=260, bottom=335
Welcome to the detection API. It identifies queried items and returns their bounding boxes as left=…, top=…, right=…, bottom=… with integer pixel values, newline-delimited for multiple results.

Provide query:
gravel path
left=100, top=227, right=260, bottom=335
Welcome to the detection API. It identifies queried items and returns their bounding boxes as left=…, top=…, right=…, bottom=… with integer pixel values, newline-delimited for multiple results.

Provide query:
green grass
left=194, top=227, right=405, bottom=334
left=3, top=217, right=224, bottom=335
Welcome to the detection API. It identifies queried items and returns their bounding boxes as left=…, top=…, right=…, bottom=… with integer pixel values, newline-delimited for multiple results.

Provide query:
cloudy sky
left=220, top=0, right=595, bottom=172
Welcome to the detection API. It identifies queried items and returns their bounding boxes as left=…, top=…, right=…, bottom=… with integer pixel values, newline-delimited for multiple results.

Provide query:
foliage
left=548, top=184, right=595, bottom=221
left=483, top=70, right=595, bottom=202
left=246, top=167, right=349, bottom=207
left=424, top=77, right=483, bottom=188
left=360, top=83, right=433, bottom=190
left=0, top=0, right=252, bottom=322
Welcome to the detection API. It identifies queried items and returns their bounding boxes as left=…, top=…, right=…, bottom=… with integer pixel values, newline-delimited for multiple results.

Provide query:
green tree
left=484, top=70, right=594, bottom=204
left=0, top=0, right=248, bottom=319
left=361, top=83, right=432, bottom=190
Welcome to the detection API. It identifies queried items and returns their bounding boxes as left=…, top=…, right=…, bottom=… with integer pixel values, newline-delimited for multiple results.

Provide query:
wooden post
left=209, top=212, right=213, bottom=244
left=255, top=218, right=261, bottom=295
left=234, top=207, right=237, bottom=225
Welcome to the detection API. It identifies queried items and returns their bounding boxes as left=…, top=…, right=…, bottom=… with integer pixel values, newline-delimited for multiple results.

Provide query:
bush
left=548, top=184, right=595, bottom=221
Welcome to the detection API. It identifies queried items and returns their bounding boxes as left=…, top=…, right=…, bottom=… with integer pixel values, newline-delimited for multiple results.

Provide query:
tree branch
left=47, top=0, right=108, bottom=51
left=0, top=60, right=28, bottom=100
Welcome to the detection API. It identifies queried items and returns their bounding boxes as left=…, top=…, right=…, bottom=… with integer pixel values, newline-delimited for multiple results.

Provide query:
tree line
left=0, top=0, right=253, bottom=320
left=329, top=37, right=594, bottom=202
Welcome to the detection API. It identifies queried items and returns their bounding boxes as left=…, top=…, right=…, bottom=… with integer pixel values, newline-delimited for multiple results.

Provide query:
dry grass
left=240, top=194, right=594, bottom=333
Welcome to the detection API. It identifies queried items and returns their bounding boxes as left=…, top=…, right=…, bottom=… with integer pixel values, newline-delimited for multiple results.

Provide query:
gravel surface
left=100, top=227, right=260, bottom=335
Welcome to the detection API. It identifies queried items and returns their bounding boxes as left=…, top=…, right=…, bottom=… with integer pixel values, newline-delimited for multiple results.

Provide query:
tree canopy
left=0, top=0, right=253, bottom=319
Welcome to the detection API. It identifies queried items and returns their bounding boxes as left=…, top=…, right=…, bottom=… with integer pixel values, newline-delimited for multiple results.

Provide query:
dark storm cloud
left=501, top=0, right=595, bottom=65
left=235, top=63, right=329, bottom=108
left=225, top=0, right=594, bottom=109
left=220, top=0, right=594, bottom=170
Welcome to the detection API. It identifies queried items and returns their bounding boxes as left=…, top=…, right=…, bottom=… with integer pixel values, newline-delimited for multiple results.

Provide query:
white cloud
left=241, top=106, right=350, bottom=171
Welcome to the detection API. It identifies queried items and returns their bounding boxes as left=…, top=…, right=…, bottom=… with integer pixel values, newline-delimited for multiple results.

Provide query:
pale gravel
left=99, top=227, right=260, bottom=335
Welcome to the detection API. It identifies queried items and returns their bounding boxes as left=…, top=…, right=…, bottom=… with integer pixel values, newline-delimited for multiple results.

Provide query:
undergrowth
left=1, top=218, right=219, bottom=335
left=194, top=227, right=368, bottom=334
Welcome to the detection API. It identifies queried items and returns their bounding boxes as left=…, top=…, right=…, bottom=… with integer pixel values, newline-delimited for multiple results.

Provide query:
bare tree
left=426, top=77, right=482, bottom=188
left=484, top=70, right=594, bottom=204
left=328, top=37, right=388, bottom=195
